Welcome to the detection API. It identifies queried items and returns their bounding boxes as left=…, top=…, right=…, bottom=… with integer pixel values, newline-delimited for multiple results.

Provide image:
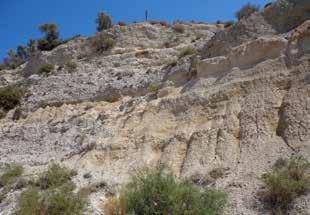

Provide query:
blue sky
left=0, top=0, right=270, bottom=61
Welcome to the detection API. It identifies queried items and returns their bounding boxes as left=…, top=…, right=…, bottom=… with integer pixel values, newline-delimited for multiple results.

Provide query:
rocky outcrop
left=197, top=36, right=287, bottom=78
left=202, top=0, right=310, bottom=58
left=263, top=0, right=310, bottom=33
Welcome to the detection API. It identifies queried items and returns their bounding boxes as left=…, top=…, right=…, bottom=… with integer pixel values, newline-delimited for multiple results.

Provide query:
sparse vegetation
left=179, top=47, right=198, bottom=58
left=235, top=3, right=260, bottom=20
left=65, top=60, right=77, bottom=73
left=93, top=34, right=116, bottom=52
left=148, top=84, right=159, bottom=94
left=103, top=195, right=127, bottom=215
left=18, top=184, right=85, bottom=215
left=172, top=23, right=185, bottom=33
left=37, top=23, right=61, bottom=51
left=36, top=163, right=77, bottom=190
left=0, top=86, right=23, bottom=112
left=0, top=165, right=25, bottom=203
left=0, top=165, right=23, bottom=187
left=258, top=156, right=310, bottom=214
left=122, top=167, right=227, bottom=215
left=38, top=63, right=55, bottom=74
left=96, top=12, right=112, bottom=32
left=224, top=20, right=235, bottom=28
left=2, top=49, right=25, bottom=69
left=17, top=163, right=86, bottom=215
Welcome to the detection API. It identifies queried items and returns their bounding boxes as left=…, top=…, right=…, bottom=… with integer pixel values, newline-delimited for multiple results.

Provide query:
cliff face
left=0, top=1, right=309, bottom=214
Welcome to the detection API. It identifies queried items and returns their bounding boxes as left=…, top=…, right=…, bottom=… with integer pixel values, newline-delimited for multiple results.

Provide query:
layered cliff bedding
left=0, top=1, right=309, bottom=214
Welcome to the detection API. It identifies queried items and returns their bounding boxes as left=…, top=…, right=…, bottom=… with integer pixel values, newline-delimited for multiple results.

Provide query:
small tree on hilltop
left=17, top=46, right=28, bottom=61
left=96, top=12, right=112, bottom=32
left=27, top=39, right=37, bottom=57
left=37, top=23, right=60, bottom=51
left=235, top=3, right=260, bottom=20
left=39, top=23, right=59, bottom=41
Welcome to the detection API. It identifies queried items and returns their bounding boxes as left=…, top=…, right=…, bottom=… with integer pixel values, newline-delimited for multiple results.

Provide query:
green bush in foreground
left=0, top=86, right=23, bottom=111
left=0, top=165, right=23, bottom=187
left=124, top=167, right=227, bottom=215
left=17, top=163, right=85, bottom=215
left=18, top=185, right=85, bottom=215
left=36, top=163, right=77, bottom=189
left=38, top=64, right=55, bottom=74
left=258, top=156, right=310, bottom=214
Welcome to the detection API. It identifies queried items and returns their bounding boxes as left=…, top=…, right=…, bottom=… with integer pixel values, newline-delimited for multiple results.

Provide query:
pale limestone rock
left=0, top=7, right=310, bottom=215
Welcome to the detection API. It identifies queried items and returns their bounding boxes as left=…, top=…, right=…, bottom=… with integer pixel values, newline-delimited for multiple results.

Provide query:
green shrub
left=148, top=84, right=159, bottom=94
left=0, top=165, right=23, bottom=187
left=258, top=157, right=310, bottom=214
left=235, top=3, right=260, bottom=20
left=93, top=35, right=116, bottom=52
left=65, top=60, right=77, bottom=73
left=17, top=188, right=44, bottom=214
left=17, top=163, right=86, bottom=215
left=2, top=49, right=26, bottom=70
left=37, top=39, right=52, bottom=51
left=172, top=23, right=185, bottom=33
left=45, top=185, right=86, bottom=215
left=38, top=64, right=55, bottom=74
left=224, top=20, right=235, bottom=28
left=96, top=12, right=112, bottom=32
left=0, top=86, right=23, bottom=111
left=124, top=167, right=227, bottom=215
left=18, top=185, right=86, bottom=215
left=179, top=47, right=198, bottom=58
left=37, top=23, right=60, bottom=51
left=0, top=165, right=24, bottom=203
left=36, top=163, right=76, bottom=190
